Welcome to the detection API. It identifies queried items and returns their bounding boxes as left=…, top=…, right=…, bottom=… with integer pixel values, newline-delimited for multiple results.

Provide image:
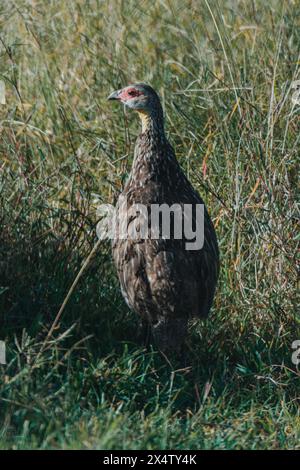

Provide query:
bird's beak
left=107, top=89, right=121, bottom=101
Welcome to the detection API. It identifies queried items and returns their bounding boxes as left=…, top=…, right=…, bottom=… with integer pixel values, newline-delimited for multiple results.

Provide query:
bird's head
left=108, top=83, right=163, bottom=132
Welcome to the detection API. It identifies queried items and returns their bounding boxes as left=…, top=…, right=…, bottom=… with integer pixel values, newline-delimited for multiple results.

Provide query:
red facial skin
left=119, top=87, right=143, bottom=102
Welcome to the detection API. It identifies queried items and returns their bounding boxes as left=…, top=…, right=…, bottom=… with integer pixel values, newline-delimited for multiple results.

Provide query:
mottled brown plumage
left=108, top=83, right=219, bottom=353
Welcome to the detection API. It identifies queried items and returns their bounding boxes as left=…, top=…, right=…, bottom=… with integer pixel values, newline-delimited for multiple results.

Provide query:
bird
left=107, top=83, right=219, bottom=354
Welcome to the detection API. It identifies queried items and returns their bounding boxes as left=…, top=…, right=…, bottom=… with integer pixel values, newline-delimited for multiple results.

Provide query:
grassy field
left=0, top=0, right=299, bottom=450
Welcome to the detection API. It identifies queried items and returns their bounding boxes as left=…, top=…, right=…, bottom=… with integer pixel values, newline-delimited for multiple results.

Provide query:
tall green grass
left=0, top=0, right=299, bottom=449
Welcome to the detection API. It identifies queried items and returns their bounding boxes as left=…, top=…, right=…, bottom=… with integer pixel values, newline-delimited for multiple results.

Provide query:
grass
left=0, top=0, right=299, bottom=450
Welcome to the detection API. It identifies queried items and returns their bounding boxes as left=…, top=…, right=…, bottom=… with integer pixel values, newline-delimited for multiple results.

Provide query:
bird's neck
left=130, top=107, right=169, bottom=182
left=137, top=109, right=165, bottom=143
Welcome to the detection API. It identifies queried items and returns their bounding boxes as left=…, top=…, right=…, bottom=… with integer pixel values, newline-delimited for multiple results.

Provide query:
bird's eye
left=128, top=90, right=136, bottom=96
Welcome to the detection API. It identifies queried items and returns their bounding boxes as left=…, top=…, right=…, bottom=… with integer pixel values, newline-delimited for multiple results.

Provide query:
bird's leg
left=179, top=342, right=192, bottom=369
left=137, top=320, right=151, bottom=348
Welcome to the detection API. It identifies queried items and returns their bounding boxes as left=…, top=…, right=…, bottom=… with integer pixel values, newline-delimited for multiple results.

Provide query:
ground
left=0, top=0, right=299, bottom=450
